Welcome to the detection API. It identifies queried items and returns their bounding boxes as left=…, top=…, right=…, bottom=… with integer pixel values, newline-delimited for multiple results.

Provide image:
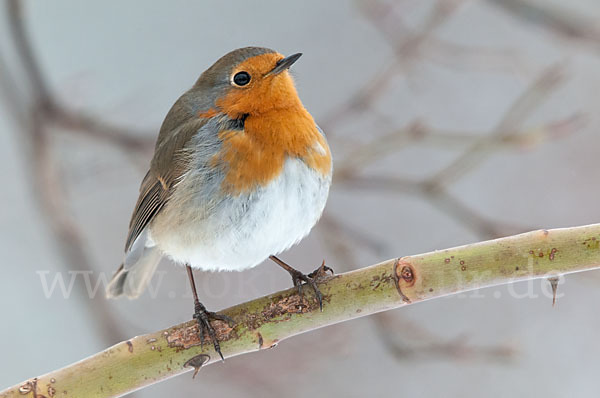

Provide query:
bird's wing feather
left=125, top=117, right=210, bottom=251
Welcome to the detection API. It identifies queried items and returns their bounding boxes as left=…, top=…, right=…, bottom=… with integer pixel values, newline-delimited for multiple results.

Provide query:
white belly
left=149, top=158, right=331, bottom=271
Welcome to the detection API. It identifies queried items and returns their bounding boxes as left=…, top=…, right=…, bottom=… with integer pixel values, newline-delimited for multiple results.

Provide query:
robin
left=106, top=47, right=333, bottom=360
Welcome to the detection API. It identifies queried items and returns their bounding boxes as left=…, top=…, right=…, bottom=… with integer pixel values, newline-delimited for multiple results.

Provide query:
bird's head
left=193, top=47, right=304, bottom=119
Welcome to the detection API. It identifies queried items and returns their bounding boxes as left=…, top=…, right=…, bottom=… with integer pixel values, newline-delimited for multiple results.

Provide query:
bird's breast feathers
left=147, top=113, right=332, bottom=271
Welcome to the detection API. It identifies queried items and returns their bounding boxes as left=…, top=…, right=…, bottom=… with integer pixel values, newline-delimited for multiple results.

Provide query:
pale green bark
left=3, top=224, right=600, bottom=398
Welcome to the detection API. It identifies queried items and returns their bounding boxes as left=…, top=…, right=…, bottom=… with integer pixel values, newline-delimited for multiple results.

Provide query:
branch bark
left=3, top=224, right=600, bottom=398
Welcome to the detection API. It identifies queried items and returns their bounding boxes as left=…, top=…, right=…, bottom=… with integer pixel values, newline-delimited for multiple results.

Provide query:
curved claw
left=291, top=274, right=304, bottom=296
left=308, top=261, right=334, bottom=279
left=307, top=278, right=323, bottom=311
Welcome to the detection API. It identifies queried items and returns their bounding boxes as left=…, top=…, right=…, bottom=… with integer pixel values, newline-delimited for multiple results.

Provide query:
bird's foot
left=193, top=301, right=235, bottom=361
left=283, top=260, right=334, bottom=311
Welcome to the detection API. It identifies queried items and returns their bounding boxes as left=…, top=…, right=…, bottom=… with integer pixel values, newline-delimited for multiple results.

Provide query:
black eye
left=233, top=71, right=251, bottom=86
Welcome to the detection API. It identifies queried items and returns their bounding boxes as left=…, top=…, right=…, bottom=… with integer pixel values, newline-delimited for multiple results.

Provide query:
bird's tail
left=106, top=246, right=162, bottom=299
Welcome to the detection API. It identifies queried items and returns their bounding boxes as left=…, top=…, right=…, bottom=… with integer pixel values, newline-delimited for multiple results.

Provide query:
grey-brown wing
left=124, top=117, right=209, bottom=252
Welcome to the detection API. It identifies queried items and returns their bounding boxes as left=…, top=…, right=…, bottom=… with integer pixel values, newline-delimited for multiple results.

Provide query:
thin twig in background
left=488, top=0, right=600, bottom=48
left=319, top=0, right=585, bottom=360
left=2, top=0, right=131, bottom=344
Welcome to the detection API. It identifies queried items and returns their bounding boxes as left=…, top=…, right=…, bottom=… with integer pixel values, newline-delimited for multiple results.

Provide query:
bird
left=106, top=47, right=333, bottom=360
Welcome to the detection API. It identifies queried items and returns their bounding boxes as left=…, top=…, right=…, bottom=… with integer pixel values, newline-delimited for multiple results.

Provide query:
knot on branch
left=393, top=258, right=416, bottom=303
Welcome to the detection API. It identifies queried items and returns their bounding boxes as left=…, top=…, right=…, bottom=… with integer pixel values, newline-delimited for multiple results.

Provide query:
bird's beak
left=267, top=53, right=302, bottom=76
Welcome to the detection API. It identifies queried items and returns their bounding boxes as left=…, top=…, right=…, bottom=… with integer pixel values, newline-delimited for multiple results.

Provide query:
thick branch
left=3, top=224, right=600, bottom=397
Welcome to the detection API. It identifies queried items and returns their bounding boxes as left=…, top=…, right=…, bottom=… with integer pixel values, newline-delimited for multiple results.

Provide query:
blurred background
left=1, top=0, right=600, bottom=396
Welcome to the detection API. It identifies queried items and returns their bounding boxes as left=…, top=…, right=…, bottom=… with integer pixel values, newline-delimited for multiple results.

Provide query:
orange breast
left=215, top=107, right=331, bottom=195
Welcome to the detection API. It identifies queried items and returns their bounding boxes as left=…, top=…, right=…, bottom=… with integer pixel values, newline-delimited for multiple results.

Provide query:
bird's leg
left=269, top=256, right=333, bottom=311
left=186, top=265, right=234, bottom=361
